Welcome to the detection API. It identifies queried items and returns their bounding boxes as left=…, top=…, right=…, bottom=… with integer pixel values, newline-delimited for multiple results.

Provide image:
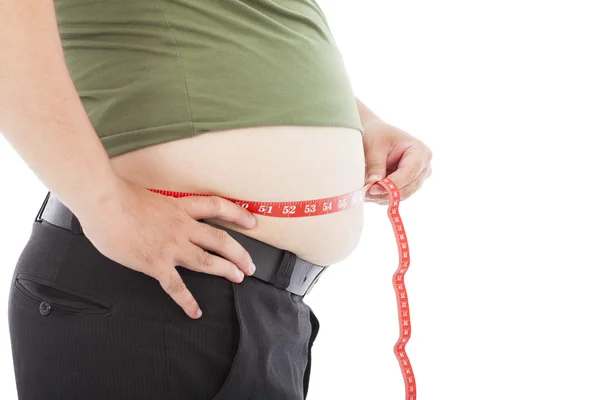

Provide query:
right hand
left=77, top=178, right=258, bottom=319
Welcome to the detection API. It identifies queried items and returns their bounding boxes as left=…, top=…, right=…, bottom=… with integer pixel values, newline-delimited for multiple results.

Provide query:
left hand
left=362, top=121, right=432, bottom=204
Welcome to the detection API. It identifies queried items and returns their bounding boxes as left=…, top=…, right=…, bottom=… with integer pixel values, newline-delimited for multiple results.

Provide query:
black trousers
left=7, top=212, right=320, bottom=399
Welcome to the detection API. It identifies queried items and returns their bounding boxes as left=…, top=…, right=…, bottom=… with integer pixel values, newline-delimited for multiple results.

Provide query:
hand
left=363, top=121, right=433, bottom=204
left=76, top=178, right=258, bottom=319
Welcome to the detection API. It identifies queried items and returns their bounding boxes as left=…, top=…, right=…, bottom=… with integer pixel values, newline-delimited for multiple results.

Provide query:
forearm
left=0, top=0, right=121, bottom=219
left=355, top=97, right=384, bottom=129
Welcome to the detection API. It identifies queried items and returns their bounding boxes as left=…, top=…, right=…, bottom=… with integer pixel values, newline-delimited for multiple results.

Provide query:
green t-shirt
left=54, top=0, right=364, bottom=158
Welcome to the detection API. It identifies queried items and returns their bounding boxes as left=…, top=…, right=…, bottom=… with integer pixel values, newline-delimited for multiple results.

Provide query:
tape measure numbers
left=146, top=177, right=416, bottom=400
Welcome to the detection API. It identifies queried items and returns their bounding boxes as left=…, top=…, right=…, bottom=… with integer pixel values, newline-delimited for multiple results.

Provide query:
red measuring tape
left=146, top=177, right=416, bottom=399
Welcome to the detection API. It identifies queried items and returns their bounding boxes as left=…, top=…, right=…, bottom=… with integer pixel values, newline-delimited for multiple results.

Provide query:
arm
left=355, top=97, right=384, bottom=129
left=0, top=0, right=121, bottom=219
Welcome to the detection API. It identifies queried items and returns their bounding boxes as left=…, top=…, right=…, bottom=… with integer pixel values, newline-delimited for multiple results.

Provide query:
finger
left=176, top=241, right=246, bottom=283
left=363, top=135, right=392, bottom=185
left=156, top=267, right=202, bottom=319
left=399, top=165, right=431, bottom=200
left=364, top=188, right=387, bottom=203
left=364, top=191, right=390, bottom=205
left=388, top=146, right=430, bottom=189
left=179, top=195, right=257, bottom=229
left=364, top=194, right=388, bottom=204
left=366, top=166, right=432, bottom=204
left=187, top=223, right=255, bottom=276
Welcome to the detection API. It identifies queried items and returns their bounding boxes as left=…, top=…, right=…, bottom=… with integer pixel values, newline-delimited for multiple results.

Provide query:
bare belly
left=109, top=126, right=367, bottom=266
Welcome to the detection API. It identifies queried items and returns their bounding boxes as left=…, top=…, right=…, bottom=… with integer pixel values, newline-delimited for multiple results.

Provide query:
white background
left=1, top=1, right=599, bottom=399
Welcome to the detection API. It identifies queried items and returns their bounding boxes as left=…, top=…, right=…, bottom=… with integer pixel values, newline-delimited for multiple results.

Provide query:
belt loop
left=34, top=191, right=51, bottom=223
left=273, top=251, right=295, bottom=291
left=70, top=214, right=84, bottom=235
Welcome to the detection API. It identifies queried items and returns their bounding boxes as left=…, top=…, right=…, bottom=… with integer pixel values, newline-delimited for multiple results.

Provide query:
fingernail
left=369, top=186, right=386, bottom=195
left=366, top=174, right=382, bottom=183
left=249, top=262, right=256, bottom=275
left=248, top=216, right=257, bottom=228
left=238, top=269, right=245, bottom=281
left=196, top=308, right=202, bottom=318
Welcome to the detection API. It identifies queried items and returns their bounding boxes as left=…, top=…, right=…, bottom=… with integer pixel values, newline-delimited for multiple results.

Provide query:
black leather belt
left=35, top=191, right=326, bottom=297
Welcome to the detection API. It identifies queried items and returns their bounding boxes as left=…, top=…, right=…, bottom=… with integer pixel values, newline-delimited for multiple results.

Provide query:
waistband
left=34, top=191, right=326, bottom=297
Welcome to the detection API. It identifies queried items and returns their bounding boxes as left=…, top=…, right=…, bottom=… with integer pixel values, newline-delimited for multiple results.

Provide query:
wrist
left=64, top=170, right=125, bottom=220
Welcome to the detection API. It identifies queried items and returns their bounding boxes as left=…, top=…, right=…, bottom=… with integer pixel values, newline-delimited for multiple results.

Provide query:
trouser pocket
left=211, top=278, right=314, bottom=400
left=12, top=273, right=112, bottom=316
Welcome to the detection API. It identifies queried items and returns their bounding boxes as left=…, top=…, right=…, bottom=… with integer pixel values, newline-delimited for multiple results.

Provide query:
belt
left=34, top=191, right=326, bottom=297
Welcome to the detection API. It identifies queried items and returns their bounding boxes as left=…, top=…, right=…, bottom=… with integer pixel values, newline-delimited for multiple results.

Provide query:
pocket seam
left=210, top=282, right=244, bottom=400
left=14, top=273, right=112, bottom=316
left=12, top=281, right=42, bottom=305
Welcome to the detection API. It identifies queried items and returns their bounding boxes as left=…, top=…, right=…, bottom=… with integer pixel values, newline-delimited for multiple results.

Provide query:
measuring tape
left=146, top=177, right=416, bottom=399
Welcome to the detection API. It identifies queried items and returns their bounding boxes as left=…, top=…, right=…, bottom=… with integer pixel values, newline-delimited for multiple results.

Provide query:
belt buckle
left=35, top=191, right=51, bottom=223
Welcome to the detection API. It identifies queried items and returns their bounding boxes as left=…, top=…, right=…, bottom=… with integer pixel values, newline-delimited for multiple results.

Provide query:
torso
left=54, top=0, right=367, bottom=266
left=109, top=125, right=366, bottom=266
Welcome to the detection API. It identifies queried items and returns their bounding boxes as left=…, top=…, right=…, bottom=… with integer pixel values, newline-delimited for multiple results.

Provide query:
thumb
left=364, top=140, right=389, bottom=185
